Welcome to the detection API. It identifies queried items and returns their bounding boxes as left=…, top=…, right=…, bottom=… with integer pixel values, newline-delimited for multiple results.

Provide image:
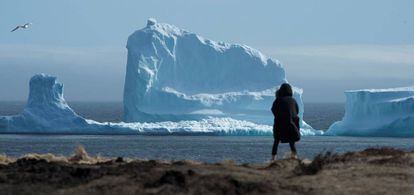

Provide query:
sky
left=0, top=0, right=413, bottom=102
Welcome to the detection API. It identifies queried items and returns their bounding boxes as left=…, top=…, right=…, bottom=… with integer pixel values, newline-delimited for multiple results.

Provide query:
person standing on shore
left=271, top=83, right=301, bottom=161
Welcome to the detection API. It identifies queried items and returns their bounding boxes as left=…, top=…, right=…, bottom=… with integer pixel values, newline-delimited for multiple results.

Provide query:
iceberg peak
left=27, top=73, right=66, bottom=108
left=147, top=18, right=157, bottom=27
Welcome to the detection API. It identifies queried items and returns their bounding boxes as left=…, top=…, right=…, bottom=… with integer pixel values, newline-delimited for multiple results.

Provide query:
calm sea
left=1, top=102, right=413, bottom=163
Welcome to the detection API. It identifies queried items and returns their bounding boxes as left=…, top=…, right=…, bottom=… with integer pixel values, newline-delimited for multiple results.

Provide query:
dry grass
left=0, top=153, right=15, bottom=165
left=0, top=145, right=110, bottom=165
left=67, top=145, right=109, bottom=164
left=23, top=153, right=68, bottom=163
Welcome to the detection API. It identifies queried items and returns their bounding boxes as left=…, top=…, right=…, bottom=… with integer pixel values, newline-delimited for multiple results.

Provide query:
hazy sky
left=0, top=0, right=413, bottom=102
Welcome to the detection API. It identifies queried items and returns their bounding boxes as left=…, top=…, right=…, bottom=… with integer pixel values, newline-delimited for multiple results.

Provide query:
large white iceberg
left=326, top=87, right=414, bottom=137
left=0, top=74, right=318, bottom=135
left=123, top=18, right=316, bottom=134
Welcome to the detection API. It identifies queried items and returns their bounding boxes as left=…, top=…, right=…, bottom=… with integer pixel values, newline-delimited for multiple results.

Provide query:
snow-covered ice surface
left=123, top=18, right=319, bottom=135
left=326, top=87, right=414, bottom=137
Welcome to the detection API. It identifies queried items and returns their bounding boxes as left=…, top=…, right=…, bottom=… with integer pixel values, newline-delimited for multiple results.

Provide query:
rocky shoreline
left=1, top=147, right=413, bottom=195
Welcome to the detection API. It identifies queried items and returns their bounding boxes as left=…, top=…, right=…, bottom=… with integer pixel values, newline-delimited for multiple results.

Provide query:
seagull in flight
left=11, top=23, right=32, bottom=32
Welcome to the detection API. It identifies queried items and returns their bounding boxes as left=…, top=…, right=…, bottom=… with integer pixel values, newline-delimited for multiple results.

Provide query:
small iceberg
left=326, top=87, right=414, bottom=137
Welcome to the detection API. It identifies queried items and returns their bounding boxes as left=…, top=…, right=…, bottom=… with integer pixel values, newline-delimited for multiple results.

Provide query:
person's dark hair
left=278, top=83, right=293, bottom=97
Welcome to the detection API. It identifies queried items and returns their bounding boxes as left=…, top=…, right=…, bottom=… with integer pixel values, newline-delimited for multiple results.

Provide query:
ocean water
left=1, top=135, right=413, bottom=163
left=1, top=102, right=413, bottom=163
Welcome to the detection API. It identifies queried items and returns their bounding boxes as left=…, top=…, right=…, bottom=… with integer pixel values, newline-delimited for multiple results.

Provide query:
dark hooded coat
left=271, top=83, right=301, bottom=143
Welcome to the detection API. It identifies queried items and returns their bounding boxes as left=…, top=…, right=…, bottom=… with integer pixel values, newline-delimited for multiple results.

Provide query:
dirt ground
left=0, top=147, right=413, bottom=195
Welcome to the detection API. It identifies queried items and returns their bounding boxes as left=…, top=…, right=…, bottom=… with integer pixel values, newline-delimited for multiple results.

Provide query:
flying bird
left=11, top=23, right=32, bottom=32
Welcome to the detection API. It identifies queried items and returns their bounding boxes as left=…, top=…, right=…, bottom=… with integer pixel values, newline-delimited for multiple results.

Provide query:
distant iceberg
left=326, top=87, right=414, bottom=137
left=0, top=74, right=125, bottom=134
left=123, top=18, right=316, bottom=133
left=0, top=74, right=322, bottom=135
